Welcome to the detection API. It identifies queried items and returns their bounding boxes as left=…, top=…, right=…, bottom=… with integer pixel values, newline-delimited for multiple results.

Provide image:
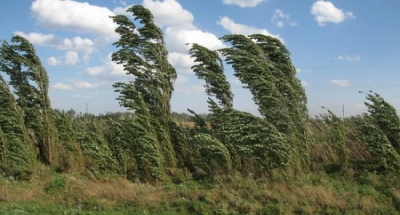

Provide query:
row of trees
left=1, top=5, right=400, bottom=181
left=108, top=6, right=309, bottom=179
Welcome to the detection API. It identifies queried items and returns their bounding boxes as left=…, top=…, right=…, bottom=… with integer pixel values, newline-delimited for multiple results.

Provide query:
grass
left=1, top=168, right=400, bottom=214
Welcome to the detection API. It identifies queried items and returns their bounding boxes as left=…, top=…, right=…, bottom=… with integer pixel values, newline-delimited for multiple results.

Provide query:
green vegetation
left=0, top=5, right=400, bottom=214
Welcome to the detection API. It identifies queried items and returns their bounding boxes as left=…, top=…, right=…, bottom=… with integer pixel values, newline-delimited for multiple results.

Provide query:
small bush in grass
left=45, top=175, right=66, bottom=194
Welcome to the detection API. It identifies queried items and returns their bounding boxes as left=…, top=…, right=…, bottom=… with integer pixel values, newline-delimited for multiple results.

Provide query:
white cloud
left=311, top=1, right=355, bottom=26
left=175, top=75, right=188, bottom=85
left=330, top=79, right=351, bottom=87
left=217, top=16, right=283, bottom=42
left=84, top=66, right=105, bottom=76
left=52, top=79, right=105, bottom=91
left=83, top=54, right=91, bottom=63
left=165, top=27, right=226, bottom=53
left=61, top=37, right=95, bottom=54
left=51, top=83, right=73, bottom=90
left=143, top=0, right=195, bottom=29
left=114, top=0, right=196, bottom=32
left=65, top=51, right=79, bottom=65
left=336, top=55, right=361, bottom=62
left=271, top=9, right=297, bottom=27
left=72, top=80, right=103, bottom=89
left=15, top=32, right=95, bottom=54
left=14, top=31, right=59, bottom=45
left=31, top=0, right=119, bottom=41
left=47, top=56, right=61, bottom=66
left=222, top=0, right=265, bottom=8
left=83, top=54, right=126, bottom=80
left=47, top=51, right=82, bottom=66
left=113, top=6, right=133, bottom=17
left=168, top=52, right=195, bottom=74
left=47, top=51, right=81, bottom=66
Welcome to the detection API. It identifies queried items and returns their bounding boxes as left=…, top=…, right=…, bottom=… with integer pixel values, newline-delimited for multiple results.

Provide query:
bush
left=45, top=175, right=66, bottom=194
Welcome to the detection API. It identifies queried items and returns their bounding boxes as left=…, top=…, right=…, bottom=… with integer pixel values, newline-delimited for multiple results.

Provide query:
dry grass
left=300, top=185, right=346, bottom=208
left=263, top=182, right=347, bottom=213
left=0, top=170, right=398, bottom=214
left=0, top=180, right=43, bottom=202
left=0, top=163, right=50, bottom=202
left=67, top=177, right=137, bottom=202
left=357, top=196, right=380, bottom=214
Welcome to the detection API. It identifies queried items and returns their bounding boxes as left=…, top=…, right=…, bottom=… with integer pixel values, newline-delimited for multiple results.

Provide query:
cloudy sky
left=0, top=0, right=399, bottom=116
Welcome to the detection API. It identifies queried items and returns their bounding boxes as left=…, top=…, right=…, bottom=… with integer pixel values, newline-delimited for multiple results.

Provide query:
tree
left=191, top=133, right=232, bottom=176
left=189, top=43, right=233, bottom=108
left=219, top=34, right=309, bottom=173
left=0, top=35, right=56, bottom=165
left=358, top=117, right=400, bottom=173
left=219, top=34, right=308, bottom=136
left=207, top=99, right=289, bottom=176
left=110, top=5, right=177, bottom=180
left=364, top=91, right=400, bottom=154
left=187, top=34, right=308, bottom=176
left=0, top=74, right=34, bottom=178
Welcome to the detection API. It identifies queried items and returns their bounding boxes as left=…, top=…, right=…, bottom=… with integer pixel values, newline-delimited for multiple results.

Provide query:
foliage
left=321, top=108, right=347, bottom=172
left=186, top=109, right=209, bottom=134
left=364, top=91, right=400, bottom=154
left=358, top=119, right=400, bottom=173
left=354, top=91, right=400, bottom=173
left=44, top=175, right=66, bottom=194
left=0, top=73, right=34, bottom=178
left=191, top=133, right=232, bottom=176
left=168, top=120, right=193, bottom=170
left=188, top=34, right=306, bottom=176
left=104, top=119, right=136, bottom=178
left=219, top=34, right=308, bottom=136
left=0, top=35, right=56, bottom=165
left=189, top=43, right=233, bottom=108
left=208, top=99, right=290, bottom=176
left=110, top=5, right=177, bottom=180
left=76, top=130, right=118, bottom=175
left=52, top=110, right=84, bottom=173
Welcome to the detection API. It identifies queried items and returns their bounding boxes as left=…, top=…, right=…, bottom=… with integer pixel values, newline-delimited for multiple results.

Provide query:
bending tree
left=364, top=91, right=400, bottom=154
left=110, top=5, right=177, bottom=180
left=0, top=74, right=34, bottom=178
left=0, top=35, right=56, bottom=165
left=219, top=34, right=309, bottom=172
left=187, top=34, right=308, bottom=176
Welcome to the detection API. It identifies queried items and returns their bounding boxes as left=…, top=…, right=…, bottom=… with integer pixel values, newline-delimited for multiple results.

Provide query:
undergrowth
left=1, top=169, right=399, bottom=214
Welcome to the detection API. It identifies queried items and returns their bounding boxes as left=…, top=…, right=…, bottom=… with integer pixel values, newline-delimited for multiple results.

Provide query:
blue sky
left=0, top=0, right=399, bottom=116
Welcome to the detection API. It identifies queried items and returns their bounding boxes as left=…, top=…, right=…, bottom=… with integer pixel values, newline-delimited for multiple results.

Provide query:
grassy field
left=1, top=165, right=400, bottom=214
